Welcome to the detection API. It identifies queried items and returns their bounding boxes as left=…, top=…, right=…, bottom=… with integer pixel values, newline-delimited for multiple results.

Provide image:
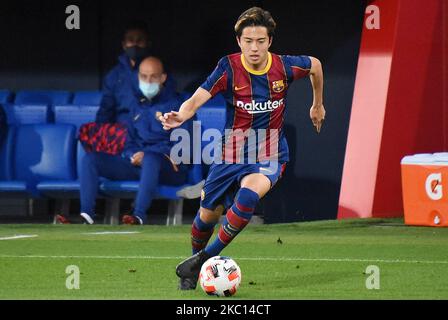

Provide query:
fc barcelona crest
left=272, top=80, right=285, bottom=93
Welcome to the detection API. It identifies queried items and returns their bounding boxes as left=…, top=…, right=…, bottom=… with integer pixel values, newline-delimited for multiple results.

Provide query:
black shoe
left=176, top=250, right=211, bottom=279
left=178, top=275, right=199, bottom=290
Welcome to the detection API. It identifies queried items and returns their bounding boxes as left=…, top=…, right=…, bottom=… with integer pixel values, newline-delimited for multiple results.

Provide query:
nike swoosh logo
left=234, top=85, right=249, bottom=91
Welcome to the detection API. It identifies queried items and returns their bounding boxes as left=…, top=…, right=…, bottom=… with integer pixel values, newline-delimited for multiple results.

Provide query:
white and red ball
left=199, top=256, right=242, bottom=297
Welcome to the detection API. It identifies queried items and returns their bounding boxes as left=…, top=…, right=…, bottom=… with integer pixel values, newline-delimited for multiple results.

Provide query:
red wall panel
left=338, top=0, right=447, bottom=219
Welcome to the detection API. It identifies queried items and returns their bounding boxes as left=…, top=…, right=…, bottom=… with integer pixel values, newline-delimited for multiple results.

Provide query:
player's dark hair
left=234, top=7, right=276, bottom=39
left=123, top=20, right=151, bottom=41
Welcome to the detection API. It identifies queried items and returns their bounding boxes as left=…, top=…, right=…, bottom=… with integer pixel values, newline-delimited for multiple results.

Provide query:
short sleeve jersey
left=201, top=52, right=311, bottom=163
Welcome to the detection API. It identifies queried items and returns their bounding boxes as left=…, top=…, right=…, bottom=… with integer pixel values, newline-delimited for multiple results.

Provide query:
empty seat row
left=0, top=105, right=99, bottom=129
left=0, top=90, right=102, bottom=106
left=0, top=90, right=102, bottom=125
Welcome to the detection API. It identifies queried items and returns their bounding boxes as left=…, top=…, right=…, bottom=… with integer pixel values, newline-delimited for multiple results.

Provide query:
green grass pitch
left=0, top=218, right=447, bottom=299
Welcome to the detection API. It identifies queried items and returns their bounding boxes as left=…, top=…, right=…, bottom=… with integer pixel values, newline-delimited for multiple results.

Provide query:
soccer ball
left=199, top=256, right=242, bottom=297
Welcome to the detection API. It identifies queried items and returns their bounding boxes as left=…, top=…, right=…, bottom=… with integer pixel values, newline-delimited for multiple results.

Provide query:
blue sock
left=191, top=211, right=216, bottom=254
left=205, top=188, right=259, bottom=256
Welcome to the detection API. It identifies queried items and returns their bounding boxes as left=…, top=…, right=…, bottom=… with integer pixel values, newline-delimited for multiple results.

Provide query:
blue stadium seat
left=0, top=89, right=14, bottom=105
left=13, top=90, right=73, bottom=124
left=38, top=141, right=119, bottom=223
left=0, top=105, right=6, bottom=143
left=196, top=106, right=226, bottom=132
left=195, top=106, right=226, bottom=159
left=13, top=104, right=50, bottom=124
left=186, top=106, right=227, bottom=177
left=202, top=93, right=226, bottom=108
left=180, top=92, right=226, bottom=109
left=179, top=91, right=192, bottom=101
left=54, top=105, right=99, bottom=130
left=1, top=103, right=15, bottom=125
left=37, top=141, right=101, bottom=221
left=0, top=90, right=14, bottom=125
left=0, top=124, right=77, bottom=197
left=72, top=91, right=103, bottom=106
left=37, top=141, right=84, bottom=199
left=0, top=126, right=15, bottom=181
left=14, top=90, right=72, bottom=105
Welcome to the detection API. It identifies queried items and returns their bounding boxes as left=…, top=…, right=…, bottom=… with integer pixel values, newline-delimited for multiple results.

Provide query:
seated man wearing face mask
left=79, top=57, right=189, bottom=225
left=96, top=21, right=176, bottom=125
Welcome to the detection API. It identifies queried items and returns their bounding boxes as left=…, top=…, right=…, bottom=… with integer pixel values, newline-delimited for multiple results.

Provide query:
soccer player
left=159, top=7, right=325, bottom=290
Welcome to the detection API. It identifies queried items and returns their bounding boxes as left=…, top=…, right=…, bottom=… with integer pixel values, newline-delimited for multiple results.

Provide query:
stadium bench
left=38, top=141, right=123, bottom=224
left=0, top=124, right=77, bottom=216
left=12, top=104, right=50, bottom=124
left=12, top=90, right=73, bottom=124
left=54, top=105, right=100, bottom=131
left=14, top=90, right=72, bottom=105
left=36, top=141, right=84, bottom=219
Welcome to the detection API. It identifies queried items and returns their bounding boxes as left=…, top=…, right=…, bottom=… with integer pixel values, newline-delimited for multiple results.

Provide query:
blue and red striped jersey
left=200, top=52, right=311, bottom=163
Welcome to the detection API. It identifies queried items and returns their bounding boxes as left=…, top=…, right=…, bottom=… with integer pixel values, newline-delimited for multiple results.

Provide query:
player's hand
left=131, top=151, right=144, bottom=166
left=310, top=104, right=326, bottom=134
left=158, top=111, right=185, bottom=130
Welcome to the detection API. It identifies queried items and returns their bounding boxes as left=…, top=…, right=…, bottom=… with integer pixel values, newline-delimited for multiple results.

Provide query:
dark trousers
left=80, top=152, right=186, bottom=222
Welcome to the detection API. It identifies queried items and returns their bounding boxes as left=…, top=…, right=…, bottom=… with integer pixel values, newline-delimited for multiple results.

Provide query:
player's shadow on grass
left=284, top=270, right=354, bottom=291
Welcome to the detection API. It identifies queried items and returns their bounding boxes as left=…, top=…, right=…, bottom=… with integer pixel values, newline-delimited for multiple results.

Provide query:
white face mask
left=139, top=81, right=160, bottom=100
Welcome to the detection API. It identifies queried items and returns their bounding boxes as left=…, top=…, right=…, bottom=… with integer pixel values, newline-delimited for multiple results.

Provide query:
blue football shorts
left=200, top=161, right=286, bottom=210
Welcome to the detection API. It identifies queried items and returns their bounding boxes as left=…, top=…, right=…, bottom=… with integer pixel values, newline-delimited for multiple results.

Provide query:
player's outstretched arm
left=309, top=56, right=325, bottom=133
left=159, top=87, right=212, bottom=130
